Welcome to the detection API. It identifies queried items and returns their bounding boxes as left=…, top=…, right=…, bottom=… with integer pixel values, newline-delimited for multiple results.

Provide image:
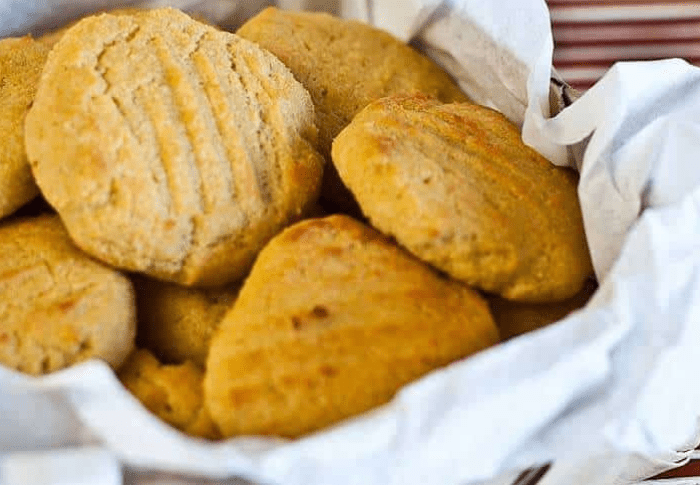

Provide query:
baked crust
left=0, top=216, right=135, bottom=374
left=333, top=94, right=593, bottom=302
left=205, top=215, right=498, bottom=438
left=25, top=8, right=324, bottom=286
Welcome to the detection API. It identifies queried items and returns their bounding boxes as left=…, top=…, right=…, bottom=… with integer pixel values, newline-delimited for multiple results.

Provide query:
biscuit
left=25, top=8, right=324, bottom=287
left=205, top=215, right=498, bottom=438
left=332, top=94, right=593, bottom=302
left=119, top=349, right=219, bottom=439
left=133, top=276, right=239, bottom=367
left=0, top=36, right=48, bottom=220
left=0, top=216, right=135, bottom=375
left=488, top=279, right=597, bottom=340
left=237, top=7, right=468, bottom=210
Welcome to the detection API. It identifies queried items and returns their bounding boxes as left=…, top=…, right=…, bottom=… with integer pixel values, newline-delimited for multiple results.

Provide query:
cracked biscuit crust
left=0, top=216, right=136, bottom=375
left=332, top=94, right=593, bottom=302
left=25, top=8, right=324, bottom=286
left=205, top=215, right=498, bottom=438
left=0, top=36, right=48, bottom=220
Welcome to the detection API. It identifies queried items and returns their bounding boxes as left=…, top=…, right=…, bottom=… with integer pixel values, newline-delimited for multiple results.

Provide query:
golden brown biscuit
left=25, top=8, right=324, bottom=287
left=205, top=215, right=498, bottom=438
left=119, top=349, right=219, bottom=439
left=237, top=7, right=468, bottom=210
left=133, top=276, right=239, bottom=368
left=0, top=36, right=48, bottom=220
left=488, top=279, right=597, bottom=340
left=0, top=216, right=135, bottom=375
left=332, top=94, right=593, bottom=302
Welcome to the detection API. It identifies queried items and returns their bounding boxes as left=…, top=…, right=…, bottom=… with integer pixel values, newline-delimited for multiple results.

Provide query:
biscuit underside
left=28, top=11, right=320, bottom=285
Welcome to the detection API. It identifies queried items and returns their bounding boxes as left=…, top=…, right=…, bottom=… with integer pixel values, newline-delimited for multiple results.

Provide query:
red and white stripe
left=547, top=1, right=700, bottom=90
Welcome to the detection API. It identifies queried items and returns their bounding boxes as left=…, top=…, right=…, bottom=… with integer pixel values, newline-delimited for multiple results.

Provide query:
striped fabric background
left=547, top=0, right=700, bottom=90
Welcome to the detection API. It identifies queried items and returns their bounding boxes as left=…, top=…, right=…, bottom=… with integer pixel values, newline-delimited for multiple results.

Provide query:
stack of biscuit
left=0, top=6, right=594, bottom=440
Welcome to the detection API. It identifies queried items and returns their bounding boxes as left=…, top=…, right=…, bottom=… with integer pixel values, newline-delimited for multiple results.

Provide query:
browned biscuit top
left=25, top=8, right=324, bottom=287
left=332, top=94, right=593, bottom=302
left=0, top=216, right=136, bottom=375
left=0, top=36, right=48, bottom=220
left=205, top=214, right=498, bottom=438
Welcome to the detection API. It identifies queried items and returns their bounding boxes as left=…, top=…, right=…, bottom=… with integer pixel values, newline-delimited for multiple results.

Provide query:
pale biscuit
left=0, top=36, right=48, bottom=220
left=237, top=7, right=468, bottom=210
left=205, top=215, right=498, bottom=438
left=133, top=276, right=239, bottom=368
left=119, top=349, right=219, bottom=439
left=25, top=8, right=324, bottom=287
left=0, top=216, right=135, bottom=375
left=332, top=94, right=593, bottom=302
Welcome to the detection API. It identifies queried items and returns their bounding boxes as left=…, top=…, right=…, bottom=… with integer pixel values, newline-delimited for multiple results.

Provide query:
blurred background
left=546, top=0, right=700, bottom=91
